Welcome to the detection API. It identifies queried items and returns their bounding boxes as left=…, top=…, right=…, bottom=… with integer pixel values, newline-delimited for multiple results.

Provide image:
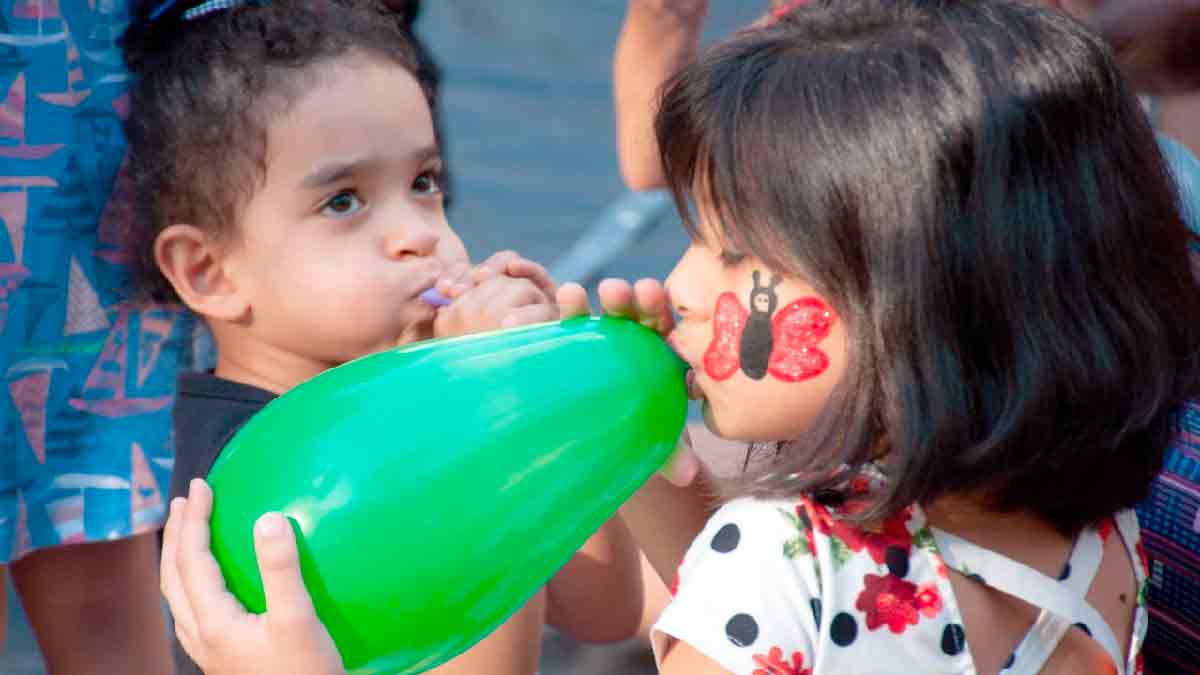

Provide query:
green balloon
left=207, top=316, right=687, bottom=674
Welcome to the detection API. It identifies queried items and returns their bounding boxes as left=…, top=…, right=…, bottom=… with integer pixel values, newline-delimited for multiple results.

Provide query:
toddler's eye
left=321, top=190, right=364, bottom=218
left=412, top=170, right=444, bottom=197
left=718, top=250, right=747, bottom=267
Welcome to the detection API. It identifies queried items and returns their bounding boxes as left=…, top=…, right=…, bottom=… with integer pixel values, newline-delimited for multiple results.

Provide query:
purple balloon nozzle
left=419, top=287, right=452, bottom=308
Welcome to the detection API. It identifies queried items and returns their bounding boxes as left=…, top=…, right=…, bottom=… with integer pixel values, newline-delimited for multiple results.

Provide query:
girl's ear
left=154, top=224, right=249, bottom=322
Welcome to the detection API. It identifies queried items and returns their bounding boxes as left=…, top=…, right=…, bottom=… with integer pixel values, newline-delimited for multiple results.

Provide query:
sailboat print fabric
left=0, top=0, right=205, bottom=562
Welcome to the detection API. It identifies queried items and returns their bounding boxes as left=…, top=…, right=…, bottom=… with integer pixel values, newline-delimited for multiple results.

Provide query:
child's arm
left=161, top=480, right=345, bottom=675
left=614, top=0, right=709, bottom=190
left=658, top=641, right=735, bottom=674
left=544, top=516, right=644, bottom=644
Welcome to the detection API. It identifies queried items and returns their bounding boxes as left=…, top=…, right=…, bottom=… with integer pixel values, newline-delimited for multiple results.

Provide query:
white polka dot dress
left=652, top=494, right=1146, bottom=674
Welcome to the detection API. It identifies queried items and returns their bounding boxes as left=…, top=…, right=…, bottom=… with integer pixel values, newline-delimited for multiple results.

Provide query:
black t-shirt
left=168, top=372, right=277, bottom=501
left=169, top=372, right=277, bottom=675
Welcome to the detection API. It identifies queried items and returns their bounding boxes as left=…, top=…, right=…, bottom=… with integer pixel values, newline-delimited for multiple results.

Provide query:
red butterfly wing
left=767, top=297, right=835, bottom=382
left=703, top=292, right=748, bottom=381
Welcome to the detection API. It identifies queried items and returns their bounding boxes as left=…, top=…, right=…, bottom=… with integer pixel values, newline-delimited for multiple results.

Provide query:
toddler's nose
left=384, top=225, right=439, bottom=260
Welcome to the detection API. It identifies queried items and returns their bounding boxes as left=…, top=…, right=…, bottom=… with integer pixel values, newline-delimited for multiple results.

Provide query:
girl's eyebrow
left=297, top=144, right=441, bottom=190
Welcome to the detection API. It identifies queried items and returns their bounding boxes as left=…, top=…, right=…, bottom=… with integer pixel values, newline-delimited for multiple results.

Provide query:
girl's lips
left=686, top=368, right=704, bottom=401
left=667, top=335, right=704, bottom=400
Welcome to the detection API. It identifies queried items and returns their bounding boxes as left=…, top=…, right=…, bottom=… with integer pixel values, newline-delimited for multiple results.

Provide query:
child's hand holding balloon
left=433, top=250, right=558, bottom=336
left=161, top=480, right=344, bottom=675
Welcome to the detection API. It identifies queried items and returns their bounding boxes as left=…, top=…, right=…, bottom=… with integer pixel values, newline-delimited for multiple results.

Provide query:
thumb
left=556, top=283, right=592, bottom=319
left=254, top=513, right=318, bottom=623
left=437, top=261, right=473, bottom=297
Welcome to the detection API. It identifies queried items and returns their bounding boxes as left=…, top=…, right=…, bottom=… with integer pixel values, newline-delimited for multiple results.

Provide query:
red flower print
left=1097, top=518, right=1114, bottom=544
left=670, top=567, right=682, bottom=597
left=915, top=582, right=943, bottom=618
left=856, top=573, right=922, bottom=633
left=752, top=646, right=812, bottom=675
left=805, top=499, right=914, bottom=565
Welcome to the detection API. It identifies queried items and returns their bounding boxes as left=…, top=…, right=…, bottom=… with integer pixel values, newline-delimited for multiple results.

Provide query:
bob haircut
left=656, top=0, right=1200, bottom=534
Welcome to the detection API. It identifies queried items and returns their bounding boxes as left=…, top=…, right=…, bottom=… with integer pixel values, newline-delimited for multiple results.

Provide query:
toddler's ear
left=154, top=224, right=248, bottom=322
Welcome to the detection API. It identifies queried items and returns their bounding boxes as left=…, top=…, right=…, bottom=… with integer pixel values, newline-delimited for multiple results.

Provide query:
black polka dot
left=1058, top=563, right=1071, bottom=581
left=885, top=546, right=910, bottom=578
left=1003, top=652, right=1015, bottom=670
left=725, top=613, right=759, bottom=647
left=941, top=624, right=967, bottom=656
left=830, top=612, right=858, bottom=647
left=711, top=523, right=741, bottom=553
left=1075, top=622, right=1092, bottom=637
left=966, top=573, right=986, bottom=586
left=810, top=598, right=822, bottom=626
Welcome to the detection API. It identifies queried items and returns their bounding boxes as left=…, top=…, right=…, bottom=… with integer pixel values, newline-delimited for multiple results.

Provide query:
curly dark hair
left=658, top=0, right=1200, bottom=534
left=121, top=0, right=423, bottom=301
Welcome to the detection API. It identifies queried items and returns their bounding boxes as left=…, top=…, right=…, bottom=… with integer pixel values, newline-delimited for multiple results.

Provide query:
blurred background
left=1, top=2, right=760, bottom=673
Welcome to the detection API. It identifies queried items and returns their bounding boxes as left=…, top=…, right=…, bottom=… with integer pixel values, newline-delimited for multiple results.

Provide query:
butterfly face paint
left=703, top=271, right=836, bottom=382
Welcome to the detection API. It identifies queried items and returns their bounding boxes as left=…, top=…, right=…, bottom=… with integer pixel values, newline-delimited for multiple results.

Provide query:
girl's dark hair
left=122, top=0, right=422, bottom=301
left=657, top=0, right=1200, bottom=534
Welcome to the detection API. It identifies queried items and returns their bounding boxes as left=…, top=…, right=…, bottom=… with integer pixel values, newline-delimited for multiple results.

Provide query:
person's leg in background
left=10, top=534, right=173, bottom=674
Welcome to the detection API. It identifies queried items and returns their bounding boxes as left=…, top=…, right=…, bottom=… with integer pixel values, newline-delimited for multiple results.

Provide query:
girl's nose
left=384, top=224, right=439, bottom=260
left=665, top=266, right=700, bottom=320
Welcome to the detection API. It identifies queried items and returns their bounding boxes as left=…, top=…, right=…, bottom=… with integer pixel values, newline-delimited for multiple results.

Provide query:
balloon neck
left=669, top=351, right=689, bottom=377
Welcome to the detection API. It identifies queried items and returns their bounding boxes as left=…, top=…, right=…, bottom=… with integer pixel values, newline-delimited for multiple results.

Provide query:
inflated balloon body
left=206, top=316, right=687, bottom=674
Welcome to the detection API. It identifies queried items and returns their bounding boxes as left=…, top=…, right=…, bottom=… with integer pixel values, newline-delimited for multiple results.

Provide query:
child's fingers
left=504, top=258, right=556, bottom=299
left=470, top=250, right=523, bottom=284
left=557, top=283, right=592, bottom=319
left=177, top=479, right=243, bottom=642
left=161, top=497, right=201, bottom=646
left=596, top=278, right=636, bottom=318
left=501, top=303, right=558, bottom=329
left=436, top=261, right=472, bottom=298
left=633, top=278, right=675, bottom=335
left=254, top=513, right=322, bottom=639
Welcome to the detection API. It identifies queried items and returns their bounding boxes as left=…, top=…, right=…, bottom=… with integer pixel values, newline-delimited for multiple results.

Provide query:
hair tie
left=148, top=0, right=267, bottom=23
left=770, top=0, right=815, bottom=21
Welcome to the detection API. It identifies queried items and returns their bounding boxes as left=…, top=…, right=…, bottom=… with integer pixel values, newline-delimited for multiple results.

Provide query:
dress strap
left=1002, top=610, right=1074, bottom=674
left=932, top=524, right=1126, bottom=673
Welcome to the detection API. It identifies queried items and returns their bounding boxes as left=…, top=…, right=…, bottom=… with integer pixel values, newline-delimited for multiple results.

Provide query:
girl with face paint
left=591, top=2, right=1200, bottom=674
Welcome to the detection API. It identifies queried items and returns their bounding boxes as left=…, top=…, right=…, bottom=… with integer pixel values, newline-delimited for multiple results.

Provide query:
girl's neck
left=923, top=495, right=1075, bottom=579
